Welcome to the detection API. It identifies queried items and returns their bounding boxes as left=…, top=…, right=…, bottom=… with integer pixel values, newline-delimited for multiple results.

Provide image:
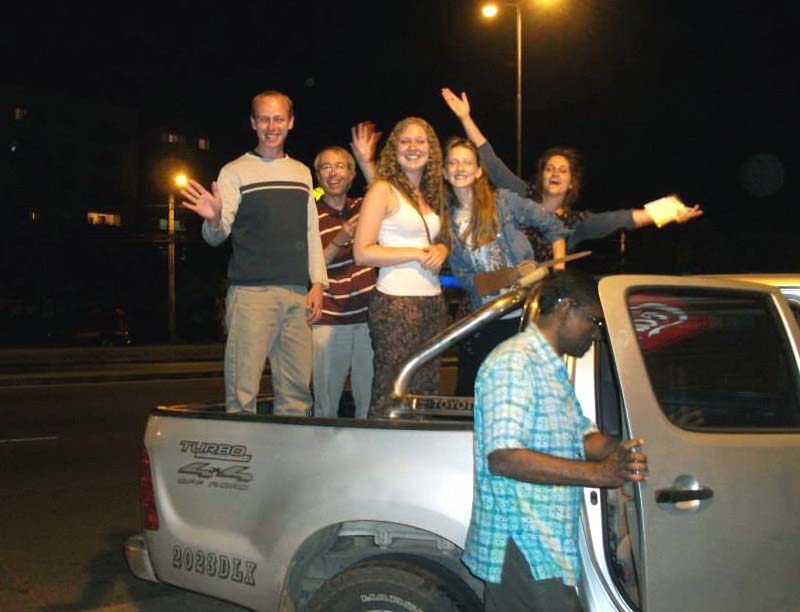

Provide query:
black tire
left=307, top=558, right=481, bottom=612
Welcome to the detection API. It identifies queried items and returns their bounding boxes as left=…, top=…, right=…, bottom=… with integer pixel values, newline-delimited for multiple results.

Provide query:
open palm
left=181, top=180, right=222, bottom=223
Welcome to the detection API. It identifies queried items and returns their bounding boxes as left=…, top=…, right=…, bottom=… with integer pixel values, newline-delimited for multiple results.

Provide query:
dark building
left=0, top=86, right=138, bottom=230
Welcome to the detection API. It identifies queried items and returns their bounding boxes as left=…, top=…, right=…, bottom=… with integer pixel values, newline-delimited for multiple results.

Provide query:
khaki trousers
left=224, top=285, right=312, bottom=415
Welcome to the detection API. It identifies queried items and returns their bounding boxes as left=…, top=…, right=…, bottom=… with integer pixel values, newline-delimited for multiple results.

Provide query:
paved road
left=0, top=376, right=247, bottom=611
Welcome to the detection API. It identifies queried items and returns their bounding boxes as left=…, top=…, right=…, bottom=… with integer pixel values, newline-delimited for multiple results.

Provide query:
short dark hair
left=538, top=269, right=599, bottom=315
left=250, top=90, right=294, bottom=118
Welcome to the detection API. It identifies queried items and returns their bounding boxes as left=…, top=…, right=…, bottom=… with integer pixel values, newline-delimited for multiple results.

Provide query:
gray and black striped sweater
left=202, top=152, right=327, bottom=288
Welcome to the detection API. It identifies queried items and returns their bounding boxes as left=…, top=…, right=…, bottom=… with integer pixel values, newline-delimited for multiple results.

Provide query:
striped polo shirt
left=316, top=197, right=376, bottom=325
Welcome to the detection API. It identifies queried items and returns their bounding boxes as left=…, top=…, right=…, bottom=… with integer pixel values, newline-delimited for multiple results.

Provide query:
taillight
left=140, top=447, right=159, bottom=531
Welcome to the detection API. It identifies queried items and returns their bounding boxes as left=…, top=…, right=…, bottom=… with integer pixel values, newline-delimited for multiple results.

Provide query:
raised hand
left=350, top=121, right=381, bottom=165
left=441, top=88, right=471, bottom=119
left=181, top=180, right=222, bottom=224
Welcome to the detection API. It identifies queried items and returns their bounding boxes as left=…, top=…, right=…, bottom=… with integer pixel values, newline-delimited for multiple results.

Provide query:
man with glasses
left=462, top=269, right=648, bottom=612
left=311, top=130, right=379, bottom=418
left=180, top=90, right=327, bottom=415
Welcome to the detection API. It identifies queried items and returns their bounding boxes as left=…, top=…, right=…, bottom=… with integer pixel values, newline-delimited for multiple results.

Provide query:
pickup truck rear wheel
left=308, top=558, right=481, bottom=612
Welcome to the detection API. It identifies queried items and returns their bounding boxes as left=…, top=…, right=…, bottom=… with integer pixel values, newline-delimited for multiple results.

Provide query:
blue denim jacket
left=448, top=188, right=569, bottom=310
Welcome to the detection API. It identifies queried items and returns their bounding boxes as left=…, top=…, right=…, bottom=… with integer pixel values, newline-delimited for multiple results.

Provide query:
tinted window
left=628, top=290, right=800, bottom=431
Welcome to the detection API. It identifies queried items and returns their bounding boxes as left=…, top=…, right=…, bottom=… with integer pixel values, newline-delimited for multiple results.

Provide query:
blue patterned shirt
left=462, top=325, right=595, bottom=586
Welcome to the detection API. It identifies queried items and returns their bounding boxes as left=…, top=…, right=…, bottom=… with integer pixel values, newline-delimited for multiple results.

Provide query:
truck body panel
left=127, top=274, right=800, bottom=611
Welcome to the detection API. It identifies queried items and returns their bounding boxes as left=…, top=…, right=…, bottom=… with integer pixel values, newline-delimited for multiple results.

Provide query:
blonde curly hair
left=375, top=117, right=450, bottom=245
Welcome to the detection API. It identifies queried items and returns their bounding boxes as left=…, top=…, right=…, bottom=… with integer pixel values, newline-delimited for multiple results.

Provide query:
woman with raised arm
left=441, top=88, right=703, bottom=262
left=444, top=136, right=569, bottom=396
left=353, top=117, right=450, bottom=416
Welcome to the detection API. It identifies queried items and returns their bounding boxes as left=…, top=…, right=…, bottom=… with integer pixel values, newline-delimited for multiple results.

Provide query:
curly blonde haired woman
left=354, top=117, right=450, bottom=416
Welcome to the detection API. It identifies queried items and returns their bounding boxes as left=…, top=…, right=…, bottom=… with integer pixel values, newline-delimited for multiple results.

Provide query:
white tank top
left=377, top=186, right=442, bottom=296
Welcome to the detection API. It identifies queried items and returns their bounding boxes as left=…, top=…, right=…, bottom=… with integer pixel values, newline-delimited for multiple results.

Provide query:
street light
left=168, top=173, right=187, bottom=343
left=482, top=1, right=524, bottom=177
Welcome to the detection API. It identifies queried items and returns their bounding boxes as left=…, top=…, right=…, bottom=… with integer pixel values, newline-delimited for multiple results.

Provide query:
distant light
left=175, top=174, right=188, bottom=187
left=482, top=4, right=499, bottom=18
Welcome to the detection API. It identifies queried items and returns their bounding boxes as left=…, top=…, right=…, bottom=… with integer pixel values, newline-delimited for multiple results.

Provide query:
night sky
left=6, top=0, right=800, bottom=272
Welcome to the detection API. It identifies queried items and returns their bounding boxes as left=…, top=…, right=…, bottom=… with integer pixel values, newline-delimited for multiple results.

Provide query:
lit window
left=14, top=107, right=28, bottom=121
left=159, top=219, right=186, bottom=232
left=162, top=133, right=185, bottom=144
left=87, top=212, right=122, bottom=226
left=29, top=209, right=40, bottom=221
left=198, top=138, right=211, bottom=151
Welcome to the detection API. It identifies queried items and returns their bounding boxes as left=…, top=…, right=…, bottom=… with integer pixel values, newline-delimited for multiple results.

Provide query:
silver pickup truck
left=126, top=272, right=800, bottom=612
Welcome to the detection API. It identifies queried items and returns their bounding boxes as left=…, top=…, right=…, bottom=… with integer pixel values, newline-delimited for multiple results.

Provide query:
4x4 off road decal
left=172, top=544, right=256, bottom=586
left=177, top=440, right=253, bottom=491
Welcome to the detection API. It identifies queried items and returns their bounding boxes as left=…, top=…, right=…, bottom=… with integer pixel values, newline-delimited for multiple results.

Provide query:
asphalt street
left=0, top=372, right=247, bottom=611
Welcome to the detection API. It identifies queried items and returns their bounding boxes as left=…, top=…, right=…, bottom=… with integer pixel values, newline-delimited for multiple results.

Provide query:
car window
left=627, top=289, right=800, bottom=431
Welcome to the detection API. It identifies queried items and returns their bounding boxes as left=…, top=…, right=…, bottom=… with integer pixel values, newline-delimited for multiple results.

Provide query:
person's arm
left=504, top=189, right=569, bottom=244
left=306, top=190, right=329, bottom=324
left=488, top=437, right=647, bottom=487
left=583, top=431, right=623, bottom=461
left=353, top=181, right=426, bottom=267
left=567, top=209, right=637, bottom=251
left=478, top=141, right=528, bottom=197
left=570, top=197, right=704, bottom=250
left=551, top=238, right=566, bottom=269
left=441, top=88, right=488, bottom=147
left=479, top=351, right=647, bottom=488
left=441, top=88, right=529, bottom=197
left=181, top=169, right=239, bottom=246
left=350, top=121, right=380, bottom=184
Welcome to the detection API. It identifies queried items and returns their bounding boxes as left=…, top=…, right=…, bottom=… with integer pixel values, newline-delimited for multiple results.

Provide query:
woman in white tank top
left=354, top=117, right=451, bottom=416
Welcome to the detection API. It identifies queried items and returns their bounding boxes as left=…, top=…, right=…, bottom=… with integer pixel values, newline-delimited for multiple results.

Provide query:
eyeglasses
left=319, top=162, right=349, bottom=174
left=583, top=312, right=605, bottom=330
left=572, top=305, right=604, bottom=330
left=560, top=298, right=604, bottom=330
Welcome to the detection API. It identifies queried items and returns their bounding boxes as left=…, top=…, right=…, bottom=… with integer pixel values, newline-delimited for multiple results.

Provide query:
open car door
left=599, top=275, right=800, bottom=612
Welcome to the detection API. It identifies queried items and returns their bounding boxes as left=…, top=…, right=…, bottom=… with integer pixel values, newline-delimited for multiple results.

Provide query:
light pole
left=482, top=1, right=524, bottom=178
left=168, top=173, right=187, bottom=343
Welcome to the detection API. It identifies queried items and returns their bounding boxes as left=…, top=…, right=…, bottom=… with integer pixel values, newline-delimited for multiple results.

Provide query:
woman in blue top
left=443, top=136, right=568, bottom=395
left=442, top=88, right=703, bottom=262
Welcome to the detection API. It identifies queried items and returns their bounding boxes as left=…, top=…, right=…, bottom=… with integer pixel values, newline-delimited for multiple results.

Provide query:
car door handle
left=655, top=486, right=714, bottom=504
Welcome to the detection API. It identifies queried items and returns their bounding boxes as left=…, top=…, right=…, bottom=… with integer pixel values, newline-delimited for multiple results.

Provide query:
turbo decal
left=179, top=440, right=252, bottom=463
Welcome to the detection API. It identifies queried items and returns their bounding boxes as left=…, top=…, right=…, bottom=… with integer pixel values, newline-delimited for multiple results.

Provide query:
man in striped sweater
left=181, top=91, right=328, bottom=415
left=312, top=145, right=377, bottom=418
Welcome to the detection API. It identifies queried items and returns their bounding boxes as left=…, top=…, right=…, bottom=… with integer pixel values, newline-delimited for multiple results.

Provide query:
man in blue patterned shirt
left=462, top=270, right=648, bottom=612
